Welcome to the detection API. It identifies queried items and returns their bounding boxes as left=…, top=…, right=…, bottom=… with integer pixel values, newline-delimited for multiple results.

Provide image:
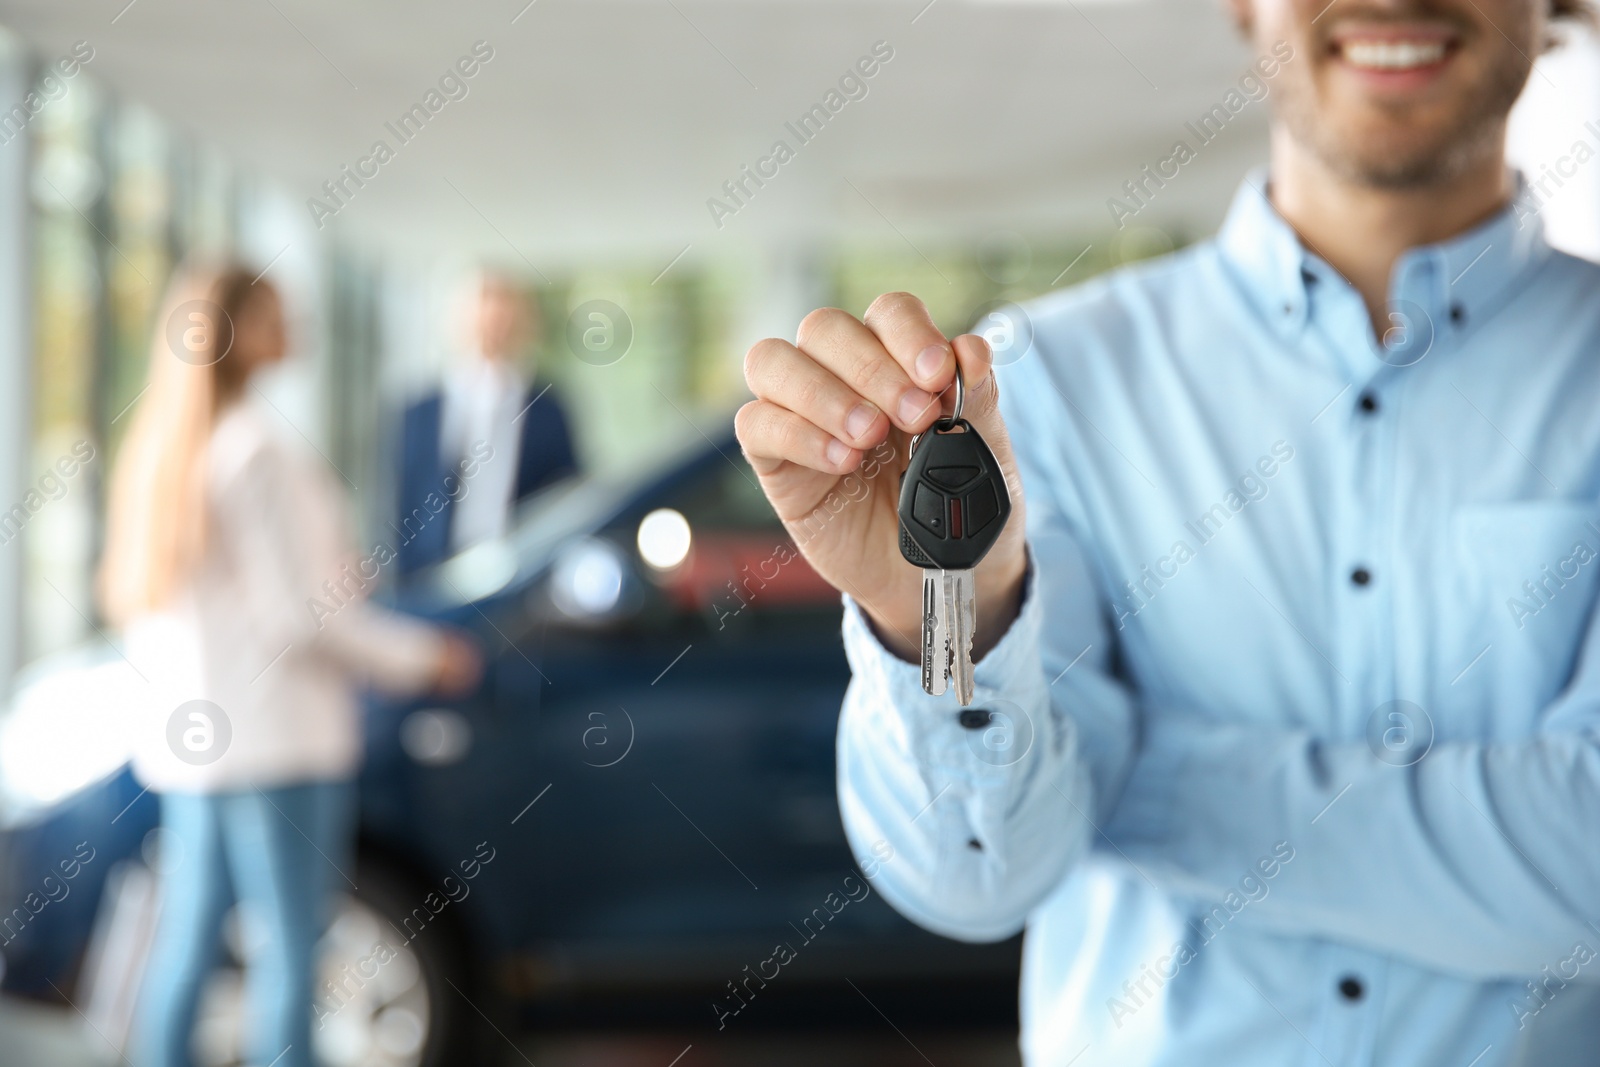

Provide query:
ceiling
left=0, top=0, right=1273, bottom=267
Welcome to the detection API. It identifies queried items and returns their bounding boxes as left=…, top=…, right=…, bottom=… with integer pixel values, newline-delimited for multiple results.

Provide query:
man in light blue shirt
left=735, top=0, right=1600, bottom=1063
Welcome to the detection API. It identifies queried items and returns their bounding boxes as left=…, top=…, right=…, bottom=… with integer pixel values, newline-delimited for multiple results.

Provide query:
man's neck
left=1268, top=132, right=1513, bottom=338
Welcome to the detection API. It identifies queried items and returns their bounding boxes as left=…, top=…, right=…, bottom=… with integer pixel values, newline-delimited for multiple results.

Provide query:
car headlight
left=549, top=537, right=629, bottom=619
left=637, top=508, right=693, bottom=571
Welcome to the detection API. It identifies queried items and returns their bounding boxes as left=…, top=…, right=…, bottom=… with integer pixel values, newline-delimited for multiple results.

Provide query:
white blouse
left=125, top=402, right=442, bottom=793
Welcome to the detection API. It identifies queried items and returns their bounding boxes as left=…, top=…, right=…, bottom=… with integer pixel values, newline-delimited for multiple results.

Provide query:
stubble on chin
left=1293, top=107, right=1511, bottom=188
left=1273, top=62, right=1528, bottom=189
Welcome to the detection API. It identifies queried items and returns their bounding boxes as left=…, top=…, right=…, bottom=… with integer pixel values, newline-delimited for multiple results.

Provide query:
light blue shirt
left=837, top=173, right=1600, bottom=1067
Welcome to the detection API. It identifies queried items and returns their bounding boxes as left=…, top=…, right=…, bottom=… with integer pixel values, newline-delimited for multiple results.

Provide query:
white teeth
left=1341, top=39, right=1447, bottom=70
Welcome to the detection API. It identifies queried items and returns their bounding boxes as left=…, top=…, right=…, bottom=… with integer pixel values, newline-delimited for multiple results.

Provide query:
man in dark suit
left=395, top=273, right=576, bottom=576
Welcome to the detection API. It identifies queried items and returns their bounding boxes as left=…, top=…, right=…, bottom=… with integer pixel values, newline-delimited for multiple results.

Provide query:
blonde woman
left=100, top=265, right=480, bottom=1067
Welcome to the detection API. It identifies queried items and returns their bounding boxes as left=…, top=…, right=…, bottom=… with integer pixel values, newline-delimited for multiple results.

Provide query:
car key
left=897, top=374, right=1012, bottom=705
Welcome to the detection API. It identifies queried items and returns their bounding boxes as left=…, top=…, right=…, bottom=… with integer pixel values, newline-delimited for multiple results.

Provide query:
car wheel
left=191, top=867, right=467, bottom=1067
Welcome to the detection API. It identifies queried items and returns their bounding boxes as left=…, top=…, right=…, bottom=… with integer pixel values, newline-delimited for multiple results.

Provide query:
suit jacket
left=395, top=383, right=576, bottom=575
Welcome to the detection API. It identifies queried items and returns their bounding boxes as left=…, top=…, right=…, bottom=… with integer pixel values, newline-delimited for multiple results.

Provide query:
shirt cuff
left=840, top=553, right=1049, bottom=775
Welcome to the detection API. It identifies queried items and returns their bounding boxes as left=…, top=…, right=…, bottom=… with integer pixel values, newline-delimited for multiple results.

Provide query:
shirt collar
left=1391, top=172, right=1550, bottom=336
left=1217, top=169, right=1312, bottom=331
left=1217, top=167, right=1551, bottom=350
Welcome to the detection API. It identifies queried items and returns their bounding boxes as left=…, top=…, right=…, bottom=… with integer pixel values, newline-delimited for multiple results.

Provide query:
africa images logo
left=705, top=41, right=895, bottom=230
left=166, top=700, right=232, bottom=766
left=1105, top=41, right=1294, bottom=230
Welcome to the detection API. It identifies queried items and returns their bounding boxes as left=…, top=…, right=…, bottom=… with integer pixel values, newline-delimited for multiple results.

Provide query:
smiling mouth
left=1337, top=38, right=1450, bottom=70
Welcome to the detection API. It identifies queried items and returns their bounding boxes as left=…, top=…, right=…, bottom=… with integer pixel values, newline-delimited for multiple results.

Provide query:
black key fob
left=897, top=419, right=1012, bottom=570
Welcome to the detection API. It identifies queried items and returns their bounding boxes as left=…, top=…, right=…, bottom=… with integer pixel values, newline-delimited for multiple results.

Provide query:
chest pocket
left=1454, top=501, right=1600, bottom=709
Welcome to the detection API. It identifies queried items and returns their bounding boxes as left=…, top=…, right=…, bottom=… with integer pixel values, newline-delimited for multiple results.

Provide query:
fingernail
left=898, top=388, right=935, bottom=426
left=825, top=438, right=851, bottom=467
left=915, top=344, right=949, bottom=383
left=845, top=402, right=878, bottom=440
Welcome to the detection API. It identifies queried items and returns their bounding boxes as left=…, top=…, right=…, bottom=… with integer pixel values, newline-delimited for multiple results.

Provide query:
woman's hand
left=430, top=632, right=484, bottom=697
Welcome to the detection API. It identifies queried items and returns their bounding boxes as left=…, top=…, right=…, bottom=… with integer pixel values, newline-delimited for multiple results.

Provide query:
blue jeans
left=135, top=781, right=354, bottom=1067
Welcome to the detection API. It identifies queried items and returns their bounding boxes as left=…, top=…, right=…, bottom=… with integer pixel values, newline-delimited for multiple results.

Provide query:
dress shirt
left=440, top=355, right=525, bottom=552
left=127, top=402, right=442, bottom=793
left=838, top=172, right=1600, bottom=1066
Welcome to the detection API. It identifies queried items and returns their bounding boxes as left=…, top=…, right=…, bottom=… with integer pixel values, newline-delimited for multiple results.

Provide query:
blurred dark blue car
left=0, top=431, right=1019, bottom=1065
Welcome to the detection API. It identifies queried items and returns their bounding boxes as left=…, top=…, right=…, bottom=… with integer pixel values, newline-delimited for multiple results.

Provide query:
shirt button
left=1358, top=391, right=1379, bottom=414
left=1449, top=303, right=1466, bottom=325
left=958, top=708, right=993, bottom=730
left=967, top=838, right=984, bottom=851
left=1338, top=975, right=1364, bottom=1001
left=1350, top=567, right=1372, bottom=587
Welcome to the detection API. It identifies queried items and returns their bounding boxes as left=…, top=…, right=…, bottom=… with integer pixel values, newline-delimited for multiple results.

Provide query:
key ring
left=932, top=369, right=965, bottom=432
left=911, top=371, right=966, bottom=453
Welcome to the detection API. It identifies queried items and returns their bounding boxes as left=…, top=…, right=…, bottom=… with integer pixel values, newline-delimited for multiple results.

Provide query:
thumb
left=944, top=332, right=1024, bottom=502
left=946, top=332, right=1004, bottom=437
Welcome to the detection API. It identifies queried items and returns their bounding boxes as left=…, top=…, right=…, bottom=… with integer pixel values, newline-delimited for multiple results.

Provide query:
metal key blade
left=897, top=413, right=1012, bottom=703
left=950, top=569, right=976, bottom=705
left=921, top=571, right=949, bottom=696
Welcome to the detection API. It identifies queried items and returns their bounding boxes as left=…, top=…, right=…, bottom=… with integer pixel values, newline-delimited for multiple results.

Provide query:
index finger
left=861, top=291, right=956, bottom=396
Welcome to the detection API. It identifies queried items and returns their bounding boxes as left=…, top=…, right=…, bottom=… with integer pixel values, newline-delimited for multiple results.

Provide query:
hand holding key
left=898, top=374, right=1013, bottom=703
left=736, top=292, right=1027, bottom=667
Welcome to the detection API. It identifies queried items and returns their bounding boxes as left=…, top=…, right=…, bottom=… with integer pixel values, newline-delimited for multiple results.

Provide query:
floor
left=0, top=995, right=106, bottom=1064
left=520, top=1032, right=1021, bottom=1066
left=0, top=995, right=1022, bottom=1067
